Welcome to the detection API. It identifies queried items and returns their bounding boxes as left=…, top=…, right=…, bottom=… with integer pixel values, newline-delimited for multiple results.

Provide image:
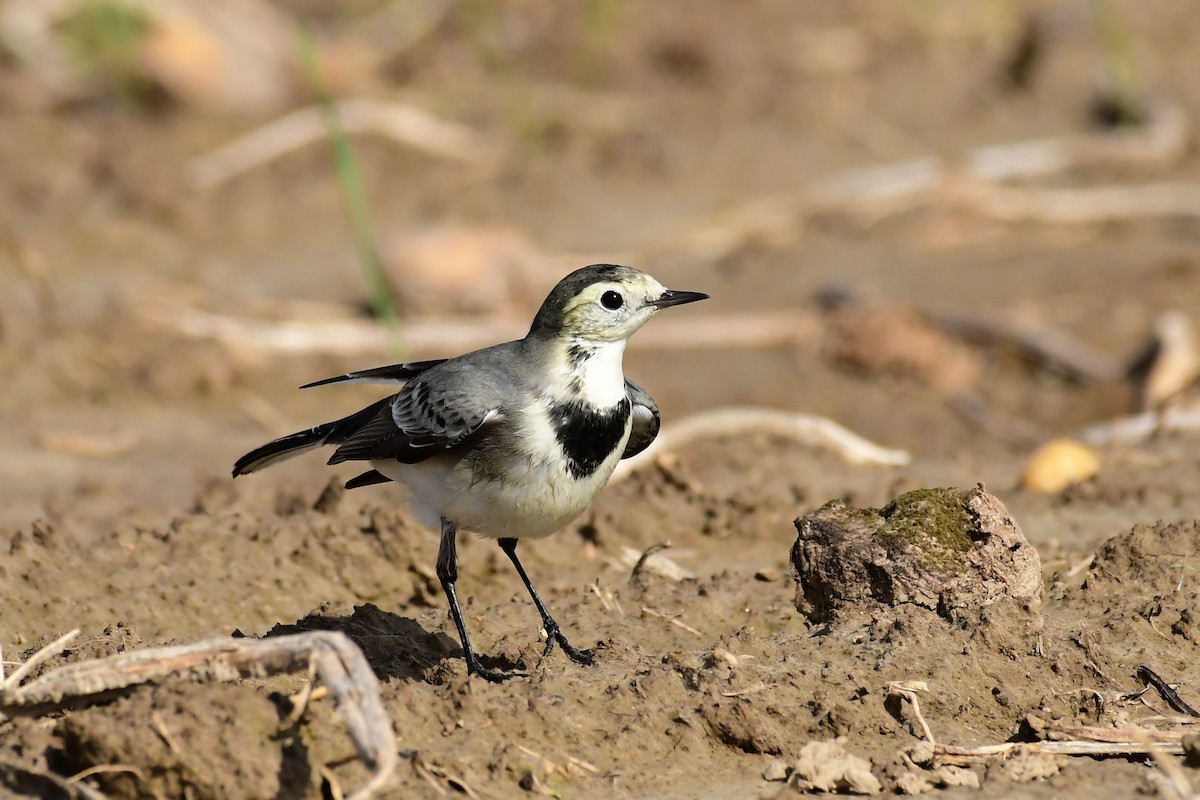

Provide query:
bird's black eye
left=600, top=290, right=624, bottom=310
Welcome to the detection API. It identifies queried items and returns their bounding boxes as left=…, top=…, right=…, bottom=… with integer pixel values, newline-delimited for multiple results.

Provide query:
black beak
left=647, top=289, right=709, bottom=308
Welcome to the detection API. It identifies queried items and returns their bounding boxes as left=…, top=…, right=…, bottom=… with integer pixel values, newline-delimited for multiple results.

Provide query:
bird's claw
left=541, top=622, right=596, bottom=666
left=466, top=657, right=526, bottom=683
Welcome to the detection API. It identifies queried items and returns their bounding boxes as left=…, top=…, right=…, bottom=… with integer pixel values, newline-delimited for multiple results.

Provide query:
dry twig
left=640, top=607, right=703, bottom=638
left=805, top=102, right=1187, bottom=220
left=1077, top=408, right=1200, bottom=446
left=887, top=681, right=936, bottom=744
left=0, top=628, right=80, bottom=690
left=935, top=716, right=1189, bottom=766
left=644, top=102, right=1190, bottom=261
left=612, top=408, right=910, bottom=484
left=189, top=99, right=500, bottom=188
left=0, top=757, right=107, bottom=800
left=0, top=632, right=396, bottom=800
left=626, top=542, right=693, bottom=583
left=1138, top=666, right=1200, bottom=718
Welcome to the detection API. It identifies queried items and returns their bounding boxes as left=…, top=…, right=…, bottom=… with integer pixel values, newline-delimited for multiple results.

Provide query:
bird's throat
left=561, top=338, right=627, bottom=409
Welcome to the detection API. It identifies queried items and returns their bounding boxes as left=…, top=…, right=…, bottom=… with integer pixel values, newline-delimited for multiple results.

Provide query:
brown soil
left=3, top=2, right=1200, bottom=798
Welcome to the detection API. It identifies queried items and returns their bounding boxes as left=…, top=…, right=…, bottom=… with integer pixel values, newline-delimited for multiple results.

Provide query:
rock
left=935, top=765, right=980, bottom=788
left=790, top=737, right=882, bottom=795
left=992, top=747, right=1061, bottom=782
left=763, top=758, right=790, bottom=782
left=791, top=486, right=1043, bottom=639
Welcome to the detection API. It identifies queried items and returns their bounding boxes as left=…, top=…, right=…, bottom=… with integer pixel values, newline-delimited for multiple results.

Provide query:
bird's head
left=528, top=264, right=708, bottom=344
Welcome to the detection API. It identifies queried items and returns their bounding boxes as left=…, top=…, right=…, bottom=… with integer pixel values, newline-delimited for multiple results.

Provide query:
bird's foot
left=466, top=656, right=526, bottom=683
left=541, top=621, right=595, bottom=666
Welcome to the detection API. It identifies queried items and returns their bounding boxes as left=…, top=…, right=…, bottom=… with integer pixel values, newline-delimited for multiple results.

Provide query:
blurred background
left=1, top=0, right=1198, bottom=528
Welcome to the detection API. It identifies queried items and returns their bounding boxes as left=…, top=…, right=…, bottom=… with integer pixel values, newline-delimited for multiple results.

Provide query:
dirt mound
left=1086, top=519, right=1200, bottom=593
left=58, top=680, right=295, bottom=800
left=1053, top=518, right=1200, bottom=667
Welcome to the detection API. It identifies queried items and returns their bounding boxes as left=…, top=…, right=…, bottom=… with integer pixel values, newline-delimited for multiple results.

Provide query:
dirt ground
left=2, top=2, right=1200, bottom=798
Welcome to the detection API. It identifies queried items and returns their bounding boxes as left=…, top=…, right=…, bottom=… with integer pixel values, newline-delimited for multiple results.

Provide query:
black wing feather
left=621, top=378, right=660, bottom=459
left=345, top=469, right=392, bottom=489
left=301, top=358, right=448, bottom=389
left=327, top=370, right=502, bottom=465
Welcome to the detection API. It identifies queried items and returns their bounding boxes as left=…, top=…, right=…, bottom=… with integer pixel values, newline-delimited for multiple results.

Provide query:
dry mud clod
left=791, top=485, right=1043, bottom=641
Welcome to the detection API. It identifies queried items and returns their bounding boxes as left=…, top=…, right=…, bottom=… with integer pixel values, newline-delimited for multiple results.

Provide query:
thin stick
left=68, top=763, right=145, bottom=783
left=0, top=632, right=396, bottom=800
left=0, top=629, right=80, bottom=691
left=617, top=545, right=695, bottom=583
left=1078, top=408, right=1200, bottom=446
left=964, top=182, right=1200, bottom=224
left=1137, top=665, right=1200, bottom=718
left=0, top=758, right=107, bottom=800
left=641, top=102, right=1188, bottom=259
left=936, top=715, right=1192, bottom=766
left=640, top=607, right=703, bottom=637
left=805, top=102, right=1185, bottom=217
left=189, top=99, right=499, bottom=189
left=887, top=682, right=936, bottom=744
left=151, top=711, right=181, bottom=755
left=720, top=682, right=774, bottom=698
left=629, top=541, right=674, bottom=582
left=612, top=408, right=910, bottom=484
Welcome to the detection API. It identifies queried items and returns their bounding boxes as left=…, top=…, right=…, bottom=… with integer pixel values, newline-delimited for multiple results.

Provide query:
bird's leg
left=497, top=537, right=595, bottom=666
left=436, top=518, right=516, bottom=682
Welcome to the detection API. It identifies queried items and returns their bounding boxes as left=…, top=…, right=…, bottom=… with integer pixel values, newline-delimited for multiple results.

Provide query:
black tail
left=232, top=397, right=393, bottom=477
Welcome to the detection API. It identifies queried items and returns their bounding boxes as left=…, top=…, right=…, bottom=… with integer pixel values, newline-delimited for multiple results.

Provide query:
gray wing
left=621, top=378, right=660, bottom=459
left=328, top=362, right=507, bottom=465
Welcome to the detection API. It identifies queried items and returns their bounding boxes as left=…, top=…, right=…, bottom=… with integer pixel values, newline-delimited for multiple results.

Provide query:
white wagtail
left=233, top=264, right=707, bottom=681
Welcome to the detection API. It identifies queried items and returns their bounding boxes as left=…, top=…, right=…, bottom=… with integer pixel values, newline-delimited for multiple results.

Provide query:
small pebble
left=763, top=758, right=790, bottom=781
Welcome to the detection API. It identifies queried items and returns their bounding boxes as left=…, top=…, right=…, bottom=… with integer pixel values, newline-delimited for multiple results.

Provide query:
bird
left=232, top=264, right=708, bottom=681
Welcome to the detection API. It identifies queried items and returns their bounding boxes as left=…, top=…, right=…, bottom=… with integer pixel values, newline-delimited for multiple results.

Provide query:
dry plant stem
left=640, top=607, right=703, bottom=637
left=648, top=102, right=1189, bottom=257
left=962, top=182, right=1200, bottom=224
left=146, top=306, right=817, bottom=358
left=612, top=408, right=911, bottom=484
left=1137, top=665, right=1200, bottom=718
left=0, top=628, right=80, bottom=691
left=1078, top=408, right=1200, bottom=446
left=617, top=545, right=694, bottom=582
left=0, top=632, right=396, bottom=800
left=887, top=682, right=936, bottom=744
left=935, top=720, right=1189, bottom=766
left=805, top=102, right=1186, bottom=218
left=937, top=738, right=1185, bottom=764
left=0, top=757, right=107, bottom=800
left=629, top=541, right=673, bottom=582
left=1145, top=741, right=1197, bottom=800
left=189, top=99, right=499, bottom=189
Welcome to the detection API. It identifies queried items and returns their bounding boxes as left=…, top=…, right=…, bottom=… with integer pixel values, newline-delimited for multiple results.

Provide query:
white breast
left=371, top=337, right=633, bottom=539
